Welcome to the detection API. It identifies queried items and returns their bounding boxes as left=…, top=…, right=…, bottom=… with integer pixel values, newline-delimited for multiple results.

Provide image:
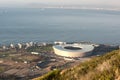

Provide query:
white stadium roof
left=53, top=44, right=94, bottom=57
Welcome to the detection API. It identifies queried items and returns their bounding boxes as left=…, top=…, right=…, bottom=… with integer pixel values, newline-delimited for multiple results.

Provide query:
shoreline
left=0, top=41, right=119, bottom=48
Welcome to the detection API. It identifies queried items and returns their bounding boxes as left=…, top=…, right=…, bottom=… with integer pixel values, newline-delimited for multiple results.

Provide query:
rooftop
left=53, top=44, right=94, bottom=53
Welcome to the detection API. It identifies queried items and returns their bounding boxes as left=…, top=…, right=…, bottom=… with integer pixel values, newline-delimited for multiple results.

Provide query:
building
left=18, top=43, right=22, bottom=49
left=31, top=52, right=39, bottom=55
left=54, top=41, right=66, bottom=45
left=10, top=44, right=15, bottom=48
left=53, top=43, right=94, bottom=57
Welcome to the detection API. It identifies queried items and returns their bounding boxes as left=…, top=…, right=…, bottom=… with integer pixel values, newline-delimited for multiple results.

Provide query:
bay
left=0, top=8, right=120, bottom=45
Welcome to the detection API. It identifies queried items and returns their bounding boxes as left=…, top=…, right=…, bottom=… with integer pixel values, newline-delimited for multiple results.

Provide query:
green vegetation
left=0, top=49, right=17, bottom=58
left=0, top=67, right=5, bottom=73
left=33, top=50, right=120, bottom=80
left=34, top=69, right=61, bottom=80
left=27, top=45, right=53, bottom=53
left=0, top=45, right=53, bottom=62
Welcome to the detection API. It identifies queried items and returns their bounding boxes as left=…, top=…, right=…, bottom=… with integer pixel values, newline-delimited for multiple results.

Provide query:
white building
left=25, top=43, right=30, bottom=49
left=53, top=43, right=94, bottom=57
left=31, top=52, right=39, bottom=55
left=18, top=43, right=22, bottom=49
left=2, top=46, right=6, bottom=49
left=10, top=44, right=14, bottom=48
left=37, top=42, right=47, bottom=46
left=54, top=41, right=66, bottom=45
left=29, top=41, right=33, bottom=46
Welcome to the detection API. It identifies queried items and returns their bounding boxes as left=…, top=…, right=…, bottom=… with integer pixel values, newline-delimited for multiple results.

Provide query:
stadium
left=53, top=43, right=94, bottom=57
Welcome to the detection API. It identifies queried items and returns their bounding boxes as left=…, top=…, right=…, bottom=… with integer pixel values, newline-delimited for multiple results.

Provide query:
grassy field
left=26, top=44, right=53, bottom=53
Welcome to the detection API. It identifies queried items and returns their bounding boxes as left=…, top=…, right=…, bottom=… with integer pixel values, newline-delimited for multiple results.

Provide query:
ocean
left=0, top=8, right=120, bottom=45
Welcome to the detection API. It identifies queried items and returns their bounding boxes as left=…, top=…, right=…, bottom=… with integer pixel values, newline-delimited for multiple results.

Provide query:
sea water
left=0, top=8, right=120, bottom=45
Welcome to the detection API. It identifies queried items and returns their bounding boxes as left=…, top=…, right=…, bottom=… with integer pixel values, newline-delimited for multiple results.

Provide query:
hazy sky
left=0, top=0, right=120, bottom=8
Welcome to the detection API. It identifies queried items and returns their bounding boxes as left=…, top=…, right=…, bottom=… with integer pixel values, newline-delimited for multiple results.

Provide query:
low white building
left=31, top=52, right=39, bottom=55
left=37, top=42, right=47, bottom=46
left=54, top=41, right=66, bottom=45
left=64, top=57, right=75, bottom=61
left=2, top=46, right=7, bottom=49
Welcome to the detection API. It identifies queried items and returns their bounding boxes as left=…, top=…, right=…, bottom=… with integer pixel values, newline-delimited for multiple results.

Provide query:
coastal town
left=0, top=41, right=119, bottom=79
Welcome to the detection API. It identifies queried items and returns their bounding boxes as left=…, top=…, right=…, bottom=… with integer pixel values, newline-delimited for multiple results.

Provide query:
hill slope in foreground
left=33, top=50, right=120, bottom=80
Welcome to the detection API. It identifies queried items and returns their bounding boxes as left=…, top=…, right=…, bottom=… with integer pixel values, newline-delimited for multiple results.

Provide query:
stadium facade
left=53, top=43, right=94, bottom=57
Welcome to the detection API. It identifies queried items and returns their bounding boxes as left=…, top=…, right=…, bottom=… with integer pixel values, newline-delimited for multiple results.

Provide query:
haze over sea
left=0, top=8, right=120, bottom=45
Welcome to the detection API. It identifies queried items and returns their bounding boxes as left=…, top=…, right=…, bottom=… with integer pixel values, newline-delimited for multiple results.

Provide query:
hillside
left=33, top=50, right=120, bottom=80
